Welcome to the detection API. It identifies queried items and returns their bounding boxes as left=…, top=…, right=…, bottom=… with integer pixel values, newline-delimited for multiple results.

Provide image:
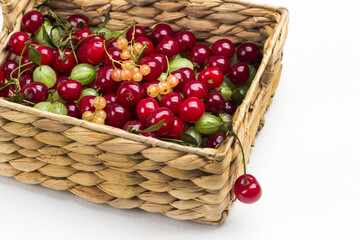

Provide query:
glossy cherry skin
left=224, top=100, right=237, bottom=115
left=160, top=92, right=183, bottom=115
left=123, top=120, right=146, bottom=131
left=174, top=30, right=196, bottom=53
left=135, top=37, right=154, bottom=57
left=146, top=107, right=175, bottom=135
left=140, top=132, right=158, bottom=139
left=180, top=67, right=196, bottom=82
left=104, top=93, right=119, bottom=105
left=103, top=47, right=122, bottom=68
left=117, top=81, right=145, bottom=106
left=65, top=102, right=81, bottom=119
left=126, top=25, right=147, bottom=41
left=182, top=81, right=208, bottom=99
left=2, top=60, right=19, bottom=79
left=162, top=116, right=186, bottom=139
left=21, top=82, right=49, bottom=103
left=78, top=95, right=95, bottom=114
left=36, top=46, right=55, bottom=66
left=106, top=38, right=118, bottom=49
left=207, top=132, right=226, bottom=148
left=197, top=67, right=224, bottom=90
left=96, top=66, right=118, bottom=93
left=19, top=56, right=35, bottom=73
left=179, top=97, right=205, bottom=123
left=58, top=80, right=83, bottom=102
left=188, top=44, right=212, bottom=69
left=136, top=97, right=159, bottom=122
left=236, top=42, right=261, bottom=64
left=9, top=32, right=30, bottom=56
left=150, top=23, right=174, bottom=46
left=0, top=70, right=5, bottom=86
left=150, top=53, right=167, bottom=72
left=68, top=14, right=89, bottom=29
left=155, top=37, right=179, bottom=60
left=229, top=63, right=250, bottom=85
left=206, top=55, right=231, bottom=75
left=53, top=75, right=70, bottom=90
left=84, top=39, right=105, bottom=65
left=138, top=57, right=162, bottom=81
left=19, top=73, right=34, bottom=88
left=52, top=49, right=75, bottom=72
left=0, top=85, right=16, bottom=98
left=204, top=92, right=225, bottom=115
left=234, top=174, right=262, bottom=204
left=171, top=69, right=188, bottom=93
left=104, top=103, right=131, bottom=129
left=74, top=28, right=92, bottom=45
left=21, top=11, right=44, bottom=33
left=211, top=39, right=235, bottom=59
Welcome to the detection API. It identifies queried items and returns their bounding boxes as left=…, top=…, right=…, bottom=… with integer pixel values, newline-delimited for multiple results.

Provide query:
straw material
left=0, top=0, right=289, bottom=224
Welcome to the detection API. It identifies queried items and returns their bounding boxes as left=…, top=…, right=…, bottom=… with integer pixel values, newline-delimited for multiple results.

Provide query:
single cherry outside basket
left=0, top=0, right=289, bottom=225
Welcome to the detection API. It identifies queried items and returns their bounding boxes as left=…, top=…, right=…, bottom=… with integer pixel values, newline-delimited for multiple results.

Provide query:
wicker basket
left=0, top=0, right=288, bottom=225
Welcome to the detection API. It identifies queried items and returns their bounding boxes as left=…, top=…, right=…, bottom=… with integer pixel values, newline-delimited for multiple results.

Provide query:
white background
left=1, top=0, right=359, bottom=239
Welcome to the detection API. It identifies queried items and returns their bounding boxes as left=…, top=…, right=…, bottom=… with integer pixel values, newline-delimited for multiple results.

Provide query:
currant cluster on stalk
left=82, top=96, right=107, bottom=124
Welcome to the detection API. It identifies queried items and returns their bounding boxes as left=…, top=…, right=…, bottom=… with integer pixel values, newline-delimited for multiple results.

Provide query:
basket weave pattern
left=0, top=0, right=288, bottom=224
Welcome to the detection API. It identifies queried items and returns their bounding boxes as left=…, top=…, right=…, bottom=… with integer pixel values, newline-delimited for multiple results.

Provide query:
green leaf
left=159, top=138, right=189, bottom=146
left=141, top=119, right=165, bottom=133
left=0, top=82, right=13, bottom=91
left=28, top=47, right=42, bottom=65
left=95, top=10, right=110, bottom=32
left=129, top=129, right=141, bottom=135
left=7, top=93, right=26, bottom=103
left=180, top=131, right=198, bottom=146
left=42, top=24, right=56, bottom=48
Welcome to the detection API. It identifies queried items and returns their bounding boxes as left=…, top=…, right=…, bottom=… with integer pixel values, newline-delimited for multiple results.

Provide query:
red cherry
left=179, top=67, right=196, bottom=82
left=229, top=63, right=250, bottom=85
left=2, top=60, right=19, bottom=79
left=234, top=174, right=262, bottom=204
left=36, top=46, right=55, bottom=66
left=150, top=53, right=168, bottom=72
left=117, top=81, right=145, bottom=106
left=204, top=92, right=225, bottom=115
left=207, top=132, right=226, bottom=148
left=224, top=100, right=237, bottom=115
left=103, top=93, right=119, bottom=105
left=136, top=97, right=159, bottom=122
left=9, top=32, right=30, bottom=56
left=126, top=25, right=147, bottom=41
left=211, top=39, right=235, bottom=59
left=65, top=102, right=81, bottom=119
left=96, top=66, right=119, bottom=93
left=31, top=41, right=41, bottom=50
left=53, top=76, right=70, bottom=90
left=206, top=55, right=231, bottom=75
left=160, top=92, right=183, bottom=115
left=78, top=95, right=95, bottom=114
left=21, top=11, right=44, bottom=33
left=155, top=37, right=179, bottom=60
left=104, top=103, right=131, bottom=129
left=0, top=85, right=16, bottom=98
left=74, top=28, right=92, bottom=45
left=21, top=82, right=49, bottom=103
left=236, top=42, right=261, bottom=64
left=103, top=48, right=122, bottom=68
left=52, top=49, right=75, bottom=72
left=179, top=97, right=205, bottom=123
left=140, top=132, right=158, bottom=139
left=150, top=23, right=174, bottom=46
left=84, top=39, right=105, bottom=65
left=162, top=116, right=186, bottom=139
left=138, top=57, right=162, bottom=81
left=197, top=67, right=223, bottom=90
left=106, top=38, right=118, bottom=49
left=19, top=56, right=35, bottom=73
left=171, top=69, right=188, bottom=93
left=58, top=80, right=83, bottom=102
left=135, top=37, right=154, bottom=57
left=67, top=14, right=89, bottom=29
left=0, top=70, right=5, bottom=86
left=19, top=73, right=34, bottom=88
left=188, top=44, right=212, bottom=69
left=123, top=120, right=146, bottom=131
left=146, top=107, right=175, bottom=135
left=182, top=81, right=208, bottom=99
left=174, top=30, right=196, bottom=53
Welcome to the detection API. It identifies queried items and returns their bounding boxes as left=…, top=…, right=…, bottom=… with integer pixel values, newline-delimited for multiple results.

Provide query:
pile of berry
left=0, top=10, right=262, bottom=149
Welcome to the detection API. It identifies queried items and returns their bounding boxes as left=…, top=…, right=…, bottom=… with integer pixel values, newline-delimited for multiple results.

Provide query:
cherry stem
left=231, top=131, right=249, bottom=185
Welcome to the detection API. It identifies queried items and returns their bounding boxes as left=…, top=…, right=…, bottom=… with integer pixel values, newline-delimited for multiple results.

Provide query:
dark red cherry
left=206, top=55, right=231, bottom=75
left=140, top=132, right=158, bottom=139
left=229, top=63, right=250, bottom=85
left=36, top=46, right=55, bottom=66
left=155, top=37, right=179, bottom=60
left=106, top=38, right=118, bottom=49
left=234, top=174, right=262, bottom=204
left=104, top=103, right=131, bottom=129
left=96, top=66, right=118, bottom=93
left=188, top=44, right=212, bottom=69
left=2, top=60, right=19, bottom=79
left=211, top=39, right=235, bottom=59
left=0, top=70, right=5, bottom=86
left=52, top=49, right=75, bottom=72
left=160, top=92, right=183, bottom=115
left=207, top=132, right=226, bottom=148
left=117, top=81, right=145, bottom=106
left=236, top=42, right=261, bottom=64
left=9, top=32, right=30, bottom=56
left=67, top=14, right=89, bottom=29
left=78, top=95, right=95, bottom=114
left=171, top=69, right=188, bottom=93
left=146, top=107, right=174, bottom=135
left=150, top=23, right=174, bottom=46
left=74, top=28, right=92, bottom=45
left=136, top=97, right=159, bottom=122
left=138, top=57, right=162, bottom=81
left=0, top=85, right=16, bottom=98
left=84, top=39, right=105, bottom=65
left=204, top=92, right=225, bottom=115
left=53, top=75, right=70, bottom=90
left=19, top=73, right=34, bottom=88
left=20, top=56, right=35, bottom=73
left=179, top=67, right=196, bottom=82
left=103, top=93, right=119, bottom=105
left=58, top=80, right=83, bottom=102
left=21, top=11, right=44, bottom=33
left=103, top=48, right=122, bottom=68
left=179, top=97, right=205, bottom=123
left=135, top=37, right=154, bottom=57
left=182, top=81, right=208, bottom=99
left=197, top=67, right=224, bottom=90
left=126, top=25, right=147, bottom=41
left=65, top=102, right=81, bottom=119
left=224, top=100, right=237, bottom=115
left=150, top=53, right=167, bottom=72
left=21, top=82, right=49, bottom=103
left=174, top=30, right=196, bottom=53
left=162, top=116, right=186, bottom=139
left=123, top=120, right=146, bottom=131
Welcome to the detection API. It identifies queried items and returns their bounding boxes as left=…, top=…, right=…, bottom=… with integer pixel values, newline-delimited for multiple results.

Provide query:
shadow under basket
left=0, top=0, right=289, bottom=225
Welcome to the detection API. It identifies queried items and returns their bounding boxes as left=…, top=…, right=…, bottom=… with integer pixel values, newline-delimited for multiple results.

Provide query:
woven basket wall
left=0, top=0, right=289, bottom=225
